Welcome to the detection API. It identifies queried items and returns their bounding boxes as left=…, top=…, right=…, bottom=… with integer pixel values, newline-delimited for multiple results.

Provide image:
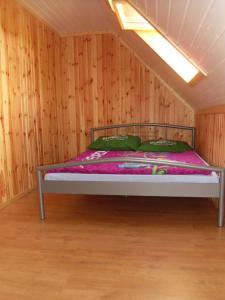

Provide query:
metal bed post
left=192, top=127, right=196, bottom=149
left=218, top=170, right=225, bottom=227
left=37, top=169, right=45, bottom=220
left=90, top=128, right=95, bottom=143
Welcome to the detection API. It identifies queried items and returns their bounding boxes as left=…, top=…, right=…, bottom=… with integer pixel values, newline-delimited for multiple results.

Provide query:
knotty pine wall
left=60, top=33, right=194, bottom=160
left=196, top=106, right=225, bottom=167
left=0, top=0, right=195, bottom=206
left=0, top=0, right=61, bottom=204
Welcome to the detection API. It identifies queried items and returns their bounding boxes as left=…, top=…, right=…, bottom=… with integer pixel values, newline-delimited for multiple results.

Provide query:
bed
left=37, top=123, right=225, bottom=227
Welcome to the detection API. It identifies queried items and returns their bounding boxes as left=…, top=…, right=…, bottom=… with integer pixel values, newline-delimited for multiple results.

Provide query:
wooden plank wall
left=0, top=0, right=61, bottom=204
left=60, top=33, right=194, bottom=161
left=0, top=0, right=195, bottom=206
left=196, top=106, right=225, bottom=167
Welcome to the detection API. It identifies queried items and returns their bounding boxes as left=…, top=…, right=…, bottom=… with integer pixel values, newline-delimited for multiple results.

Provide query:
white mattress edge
left=45, top=172, right=219, bottom=184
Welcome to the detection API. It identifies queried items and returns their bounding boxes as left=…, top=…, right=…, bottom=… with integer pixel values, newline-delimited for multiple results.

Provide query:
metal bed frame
left=37, top=123, right=225, bottom=227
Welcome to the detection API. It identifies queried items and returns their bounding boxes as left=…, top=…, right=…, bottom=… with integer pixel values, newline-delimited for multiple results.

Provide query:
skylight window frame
left=113, top=0, right=153, bottom=31
left=110, top=0, right=207, bottom=85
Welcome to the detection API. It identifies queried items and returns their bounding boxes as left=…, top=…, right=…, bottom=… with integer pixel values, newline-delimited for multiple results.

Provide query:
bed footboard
left=37, top=157, right=225, bottom=227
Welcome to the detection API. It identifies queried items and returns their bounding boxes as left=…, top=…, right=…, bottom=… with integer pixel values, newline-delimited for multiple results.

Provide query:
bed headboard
left=90, top=123, right=195, bottom=149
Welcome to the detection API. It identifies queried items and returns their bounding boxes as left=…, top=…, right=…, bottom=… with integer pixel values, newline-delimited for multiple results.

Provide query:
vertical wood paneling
left=196, top=107, right=225, bottom=167
left=0, top=0, right=195, bottom=206
left=60, top=33, right=194, bottom=160
left=0, top=0, right=61, bottom=204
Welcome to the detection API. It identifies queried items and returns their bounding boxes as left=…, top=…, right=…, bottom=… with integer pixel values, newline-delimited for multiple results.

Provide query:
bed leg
left=37, top=169, right=45, bottom=220
left=218, top=170, right=225, bottom=227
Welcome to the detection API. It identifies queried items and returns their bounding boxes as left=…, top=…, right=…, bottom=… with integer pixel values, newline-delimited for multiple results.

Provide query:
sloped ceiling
left=18, top=0, right=225, bottom=109
left=18, top=0, right=117, bottom=35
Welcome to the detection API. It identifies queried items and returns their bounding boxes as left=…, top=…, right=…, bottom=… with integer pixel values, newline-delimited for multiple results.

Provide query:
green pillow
left=89, top=135, right=141, bottom=151
left=137, top=139, right=192, bottom=153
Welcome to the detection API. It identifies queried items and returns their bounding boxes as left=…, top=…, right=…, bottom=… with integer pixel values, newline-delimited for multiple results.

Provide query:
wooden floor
left=0, top=191, right=225, bottom=300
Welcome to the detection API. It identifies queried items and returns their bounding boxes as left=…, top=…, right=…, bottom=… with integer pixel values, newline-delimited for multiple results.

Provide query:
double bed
left=37, top=123, right=225, bottom=227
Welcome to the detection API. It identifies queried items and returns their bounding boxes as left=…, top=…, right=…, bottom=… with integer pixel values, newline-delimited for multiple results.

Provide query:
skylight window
left=109, top=0, right=206, bottom=84
left=114, top=1, right=153, bottom=30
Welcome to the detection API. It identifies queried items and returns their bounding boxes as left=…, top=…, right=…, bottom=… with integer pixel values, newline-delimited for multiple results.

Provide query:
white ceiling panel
left=146, top=0, right=157, bottom=24
left=167, top=0, right=189, bottom=44
left=157, top=0, right=171, bottom=33
left=189, top=0, right=225, bottom=60
left=177, top=0, right=214, bottom=52
left=135, top=0, right=147, bottom=11
left=19, top=0, right=114, bottom=35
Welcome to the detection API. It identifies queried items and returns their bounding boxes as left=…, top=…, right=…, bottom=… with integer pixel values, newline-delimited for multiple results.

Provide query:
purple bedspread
left=48, top=150, right=211, bottom=175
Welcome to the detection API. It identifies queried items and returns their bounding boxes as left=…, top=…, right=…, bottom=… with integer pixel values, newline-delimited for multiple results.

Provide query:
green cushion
left=137, top=139, right=192, bottom=153
left=89, top=135, right=141, bottom=151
